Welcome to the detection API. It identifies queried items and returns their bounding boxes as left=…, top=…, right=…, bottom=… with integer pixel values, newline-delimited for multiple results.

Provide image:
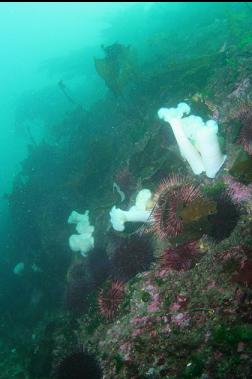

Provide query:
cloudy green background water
left=0, top=2, right=119, bottom=228
left=0, top=1, right=186, bottom=248
left=1, top=2, right=252, bottom=378
left=0, top=2, right=229, bottom=198
left=0, top=2, right=132, bottom=257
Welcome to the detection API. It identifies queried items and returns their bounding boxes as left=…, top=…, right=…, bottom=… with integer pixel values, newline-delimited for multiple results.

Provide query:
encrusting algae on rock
left=3, top=4, right=252, bottom=378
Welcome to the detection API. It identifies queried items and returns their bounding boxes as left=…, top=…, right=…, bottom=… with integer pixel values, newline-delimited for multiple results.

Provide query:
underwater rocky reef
left=2, top=3, right=252, bottom=379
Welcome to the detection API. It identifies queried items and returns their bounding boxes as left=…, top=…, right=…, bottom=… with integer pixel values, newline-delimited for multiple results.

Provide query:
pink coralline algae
left=118, top=341, right=133, bottom=362
left=170, top=294, right=188, bottom=312
left=171, top=312, right=190, bottom=327
left=131, top=316, right=149, bottom=325
left=170, top=302, right=181, bottom=312
left=132, top=328, right=145, bottom=337
left=150, top=330, right=157, bottom=337
left=144, top=284, right=162, bottom=313
left=119, top=341, right=132, bottom=355
left=176, top=294, right=188, bottom=304
left=224, top=176, right=252, bottom=204
left=228, top=78, right=250, bottom=99
left=148, top=297, right=161, bottom=313
left=131, top=314, right=170, bottom=340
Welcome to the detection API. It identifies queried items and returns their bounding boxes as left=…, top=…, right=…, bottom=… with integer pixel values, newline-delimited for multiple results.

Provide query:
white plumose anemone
left=67, top=210, right=94, bottom=256
left=158, top=103, right=226, bottom=178
left=110, top=189, right=153, bottom=232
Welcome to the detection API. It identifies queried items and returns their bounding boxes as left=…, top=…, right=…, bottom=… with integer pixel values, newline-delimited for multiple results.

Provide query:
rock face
left=78, top=211, right=252, bottom=378
left=3, top=4, right=252, bottom=378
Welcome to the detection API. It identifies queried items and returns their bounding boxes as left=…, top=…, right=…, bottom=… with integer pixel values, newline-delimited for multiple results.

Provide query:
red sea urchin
left=149, top=174, right=202, bottom=239
left=97, top=280, right=124, bottom=320
left=159, top=240, right=202, bottom=272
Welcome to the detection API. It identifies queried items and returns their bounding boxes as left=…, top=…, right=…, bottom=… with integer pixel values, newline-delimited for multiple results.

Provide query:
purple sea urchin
left=108, top=234, right=154, bottom=281
left=64, top=261, right=91, bottom=314
left=56, top=351, right=101, bottom=379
